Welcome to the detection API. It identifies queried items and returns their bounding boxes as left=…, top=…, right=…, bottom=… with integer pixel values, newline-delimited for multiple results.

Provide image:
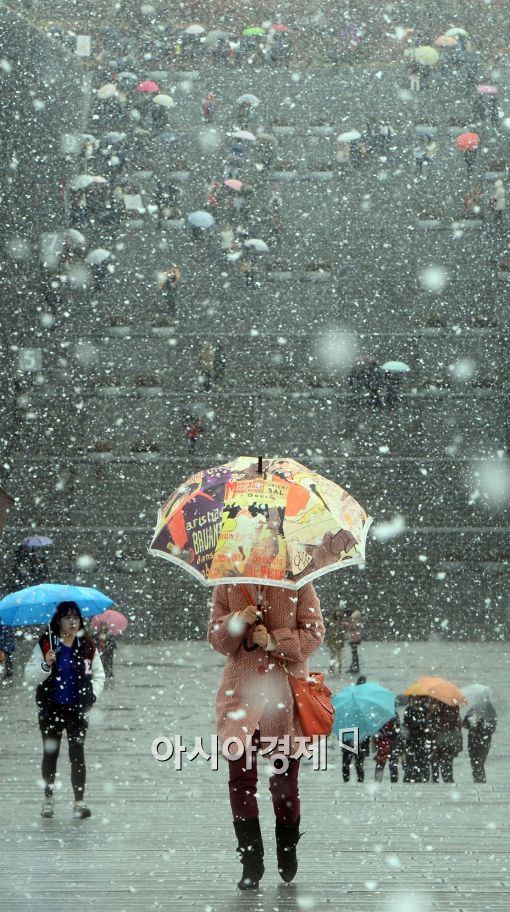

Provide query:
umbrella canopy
left=153, top=93, right=176, bottom=108
left=460, top=684, right=495, bottom=720
left=137, top=80, right=160, bottom=93
left=80, top=133, right=97, bottom=144
left=149, top=456, right=372, bottom=589
left=224, top=178, right=244, bottom=191
left=64, top=228, right=87, bottom=248
left=155, top=131, right=185, bottom=144
left=445, top=28, right=469, bottom=38
left=0, top=584, right=114, bottom=627
left=187, top=210, right=215, bottom=229
left=242, top=27, right=266, bottom=37
left=405, top=676, right=467, bottom=707
left=230, top=130, right=257, bottom=142
left=102, top=131, right=127, bottom=144
left=21, top=535, right=54, bottom=549
left=85, top=248, right=112, bottom=265
left=270, top=24, right=291, bottom=32
left=184, top=24, right=205, bottom=35
left=332, top=682, right=396, bottom=741
left=455, top=131, right=480, bottom=152
left=69, top=174, right=108, bottom=191
left=477, top=84, right=498, bottom=95
left=381, top=360, right=411, bottom=373
left=206, top=29, right=233, bottom=45
left=414, top=45, right=439, bottom=66
left=244, top=238, right=269, bottom=252
left=337, top=130, right=361, bottom=142
left=117, top=71, right=138, bottom=85
left=90, top=608, right=128, bottom=636
left=236, top=94, right=260, bottom=106
left=97, top=83, right=118, bottom=99
left=434, top=35, right=458, bottom=48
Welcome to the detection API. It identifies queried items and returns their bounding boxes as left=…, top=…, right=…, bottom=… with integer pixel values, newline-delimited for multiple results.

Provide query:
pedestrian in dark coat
left=342, top=676, right=369, bottom=782
left=462, top=695, right=497, bottom=783
left=403, top=696, right=431, bottom=782
left=374, top=713, right=401, bottom=782
left=428, top=700, right=462, bottom=783
left=24, top=601, right=105, bottom=819
left=93, top=622, right=117, bottom=684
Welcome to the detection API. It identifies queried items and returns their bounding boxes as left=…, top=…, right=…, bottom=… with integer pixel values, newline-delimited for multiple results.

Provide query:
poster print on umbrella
left=149, top=456, right=372, bottom=589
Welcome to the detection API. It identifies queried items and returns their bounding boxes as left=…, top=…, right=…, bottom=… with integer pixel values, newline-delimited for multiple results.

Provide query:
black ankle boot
left=275, top=817, right=303, bottom=883
left=233, top=818, right=264, bottom=890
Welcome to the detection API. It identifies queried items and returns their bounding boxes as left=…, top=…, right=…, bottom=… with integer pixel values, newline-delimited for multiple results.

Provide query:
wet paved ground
left=1, top=638, right=509, bottom=911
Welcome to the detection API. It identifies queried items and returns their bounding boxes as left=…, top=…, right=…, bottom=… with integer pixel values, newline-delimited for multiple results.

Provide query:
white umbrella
left=445, top=28, right=469, bottom=38
left=460, top=684, right=494, bottom=720
left=64, top=228, right=86, bottom=248
left=69, top=174, right=108, bottom=190
left=381, top=360, right=411, bottom=373
left=184, top=24, right=205, bottom=35
left=337, top=130, right=362, bottom=142
left=244, top=238, right=269, bottom=252
left=230, top=130, right=257, bottom=142
left=117, top=71, right=138, bottom=83
left=80, top=133, right=97, bottom=144
left=187, top=210, right=215, bottom=229
left=206, top=29, right=232, bottom=45
left=236, top=94, right=260, bottom=106
left=153, top=93, right=176, bottom=108
left=97, top=83, right=118, bottom=100
left=102, top=131, right=127, bottom=144
left=85, top=248, right=112, bottom=265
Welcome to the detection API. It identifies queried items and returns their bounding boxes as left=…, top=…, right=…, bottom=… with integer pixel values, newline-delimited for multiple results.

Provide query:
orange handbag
left=284, top=667, right=334, bottom=737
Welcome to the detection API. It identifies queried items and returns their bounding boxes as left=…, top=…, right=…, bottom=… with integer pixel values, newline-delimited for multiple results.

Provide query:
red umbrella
left=137, top=80, right=160, bottom=93
left=90, top=608, right=128, bottom=635
left=270, top=24, right=291, bottom=32
left=455, top=132, right=480, bottom=152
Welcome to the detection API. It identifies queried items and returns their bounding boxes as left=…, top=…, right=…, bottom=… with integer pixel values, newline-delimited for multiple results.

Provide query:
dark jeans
left=375, top=751, right=400, bottom=783
left=39, top=706, right=88, bottom=801
left=468, top=733, right=492, bottom=783
left=228, top=729, right=300, bottom=824
left=342, top=741, right=368, bottom=782
left=430, top=754, right=454, bottom=783
left=349, top=643, right=359, bottom=671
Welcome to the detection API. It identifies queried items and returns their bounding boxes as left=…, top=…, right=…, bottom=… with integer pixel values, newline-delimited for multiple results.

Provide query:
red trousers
left=228, top=729, right=300, bottom=824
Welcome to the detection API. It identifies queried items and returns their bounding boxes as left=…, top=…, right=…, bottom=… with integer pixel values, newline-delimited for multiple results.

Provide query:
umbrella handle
left=243, top=638, right=258, bottom=652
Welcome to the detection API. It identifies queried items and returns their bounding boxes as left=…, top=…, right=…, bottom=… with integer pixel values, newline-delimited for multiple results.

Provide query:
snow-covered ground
left=1, top=639, right=508, bottom=911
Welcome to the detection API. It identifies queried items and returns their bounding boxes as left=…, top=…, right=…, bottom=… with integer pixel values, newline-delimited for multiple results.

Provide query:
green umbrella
left=242, top=27, right=266, bottom=37
left=415, top=45, right=439, bottom=66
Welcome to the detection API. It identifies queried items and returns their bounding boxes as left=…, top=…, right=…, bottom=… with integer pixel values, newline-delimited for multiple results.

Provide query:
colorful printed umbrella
left=332, top=682, right=396, bottom=740
left=414, top=46, right=439, bottom=66
left=455, top=132, right=480, bottom=152
left=404, top=676, right=467, bottom=707
left=90, top=608, right=128, bottom=636
left=149, top=456, right=372, bottom=589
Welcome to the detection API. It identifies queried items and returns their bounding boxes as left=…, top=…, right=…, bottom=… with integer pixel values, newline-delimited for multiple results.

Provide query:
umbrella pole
left=48, top=624, right=52, bottom=652
left=257, top=455, right=263, bottom=474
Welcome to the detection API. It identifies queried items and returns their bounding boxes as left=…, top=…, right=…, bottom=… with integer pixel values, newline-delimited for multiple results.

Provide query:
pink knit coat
left=207, top=583, right=325, bottom=755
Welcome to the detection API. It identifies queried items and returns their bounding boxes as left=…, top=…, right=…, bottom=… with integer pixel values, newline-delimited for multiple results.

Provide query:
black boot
left=233, top=818, right=264, bottom=890
left=275, top=817, right=303, bottom=883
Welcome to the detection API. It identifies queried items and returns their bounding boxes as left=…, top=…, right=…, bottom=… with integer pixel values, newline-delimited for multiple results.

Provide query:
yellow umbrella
left=415, top=45, right=440, bottom=66
left=405, top=676, right=467, bottom=707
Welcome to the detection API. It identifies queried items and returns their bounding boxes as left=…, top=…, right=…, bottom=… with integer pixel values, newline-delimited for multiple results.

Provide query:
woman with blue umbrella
left=332, top=677, right=396, bottom=782
left=0, top=585, right=111, bottom=819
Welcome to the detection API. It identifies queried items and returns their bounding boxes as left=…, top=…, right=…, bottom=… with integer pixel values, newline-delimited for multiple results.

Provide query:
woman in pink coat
left=208, top=581, right=324, bottom=891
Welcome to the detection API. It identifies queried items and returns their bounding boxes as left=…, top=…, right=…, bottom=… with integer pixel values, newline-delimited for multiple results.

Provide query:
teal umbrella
left=332, top=682, right=396, bottom=740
